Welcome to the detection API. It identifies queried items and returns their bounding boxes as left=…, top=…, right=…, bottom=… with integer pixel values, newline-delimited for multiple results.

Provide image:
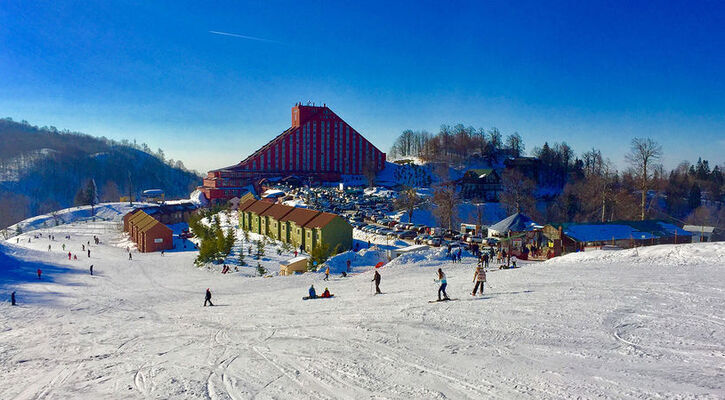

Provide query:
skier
left=62, top=244, right=66, bottom=251
left=308, top=285, right=317, bottom=299
left=346, top=259, right=351, bottom=272
left=90, top=265, right=94, bottom=276
left=11, top=291, right=16, bottom=306
left=324, top=266, right=330, bottom=281
left=48, top=244, right=51, bottom=252
left=204, top=288, right=214, bottom=307
left=372, top=270, right=382, bottom=294
left=68, top=252, right=72, bottom=260
left=73, top=255, right=77, bottom=260
left=82, top=244, right=85, bottom=252
left=472, top=265, right=486, bottom=296
left=161, top=250, right=164, bottom=256
left=129, top=252, right=132, bottom=260
left=37, top=269, right=42, bottom=280
left=435, top=268, right=449, bottom=301
left=294, top=250, right=298, bottom=257
left=87, top=249, right=91, bottom=258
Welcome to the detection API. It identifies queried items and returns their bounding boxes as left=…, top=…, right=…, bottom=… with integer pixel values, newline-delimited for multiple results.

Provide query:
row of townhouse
left=123, top=209, right=174, bottom=253
left=238, top=199, right=352, bottom=256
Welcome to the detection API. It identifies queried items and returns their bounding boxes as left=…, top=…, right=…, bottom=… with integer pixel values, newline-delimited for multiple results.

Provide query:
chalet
left=279, top=207, right=321, bottom=249
left=123, top=210, right=174, bottom=253
left=259, top=204, right=295, bottom=240
left=545, top=220, right=692, bottom=254
left=458, top=169, right=502, bottom=201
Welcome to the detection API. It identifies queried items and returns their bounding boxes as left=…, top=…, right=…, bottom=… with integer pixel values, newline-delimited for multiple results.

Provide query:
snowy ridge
left=545, top=241, right=725, bottom=267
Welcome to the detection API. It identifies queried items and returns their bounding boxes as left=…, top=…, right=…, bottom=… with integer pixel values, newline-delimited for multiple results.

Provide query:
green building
left=279, top=208, right=321, bottom=249
left=259, top=204, right=295, bottom=241
left=303, top=212, right=353, bottom=255
left=245, top=200, right=274, bottom=234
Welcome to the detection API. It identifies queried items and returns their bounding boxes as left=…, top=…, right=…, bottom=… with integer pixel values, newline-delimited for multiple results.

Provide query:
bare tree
left=625, top=138, right=663, bottom=220
left=394, top=186, right=422, bottom=223
left=432, top=184, right=459, bottom=231
left=500, top=169, right=536, bottom=214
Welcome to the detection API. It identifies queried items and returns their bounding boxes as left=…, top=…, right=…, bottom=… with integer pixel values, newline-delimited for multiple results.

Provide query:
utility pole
left=128, top=171, right=133, bottom=206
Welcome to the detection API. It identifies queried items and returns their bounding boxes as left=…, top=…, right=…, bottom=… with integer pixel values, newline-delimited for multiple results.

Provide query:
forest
left=0, top=118, right=202, bottom=228
left=389, top=125, right=724, bottom=228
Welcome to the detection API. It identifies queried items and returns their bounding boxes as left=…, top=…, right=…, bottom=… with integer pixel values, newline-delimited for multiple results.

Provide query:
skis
left=428, top=298, right=458, bottom=303
left=302, top=295, right=335, bottom=300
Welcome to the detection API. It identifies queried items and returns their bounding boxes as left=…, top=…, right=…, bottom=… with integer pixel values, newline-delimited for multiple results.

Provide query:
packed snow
left=1, top=213, right=724, bottom=398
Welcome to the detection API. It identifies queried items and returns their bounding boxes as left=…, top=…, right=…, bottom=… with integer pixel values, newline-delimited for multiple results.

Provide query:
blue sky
left=1, top=1, right=723, bottom=173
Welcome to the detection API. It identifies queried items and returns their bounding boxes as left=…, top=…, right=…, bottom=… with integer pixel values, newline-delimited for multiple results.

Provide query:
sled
left=303, top=295, right=335, bottom=300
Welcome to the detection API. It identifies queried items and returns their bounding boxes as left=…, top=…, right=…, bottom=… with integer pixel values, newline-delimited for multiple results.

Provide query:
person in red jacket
left=37, top=269, right=42, bottom=280
left=321, top=288, right=331, bottom=298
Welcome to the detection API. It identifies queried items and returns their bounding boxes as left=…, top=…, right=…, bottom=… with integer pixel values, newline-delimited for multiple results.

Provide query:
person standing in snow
left=62, top=243, right=66, bottom=251
left=372, top=270, right=382, bottom=294
left=82, top=244, right=85, bottom=252
left=472, top=265, right=486, bottom=296
left=48, top=244, right=51, bottom=252
left=11, top=291, right=16, bottom=306
left=204, top=288, right=214, bottom=307
left=436, top=268, right=449, bottom=301
left=87, top=249, right=91, bottom=258
left=90, top=265, right=94, bottom=276
left=324, top=266, right=330, bottom=281
left=128, top=252, right=132, bottom=260
left=37, top=269, right=42, bottom=280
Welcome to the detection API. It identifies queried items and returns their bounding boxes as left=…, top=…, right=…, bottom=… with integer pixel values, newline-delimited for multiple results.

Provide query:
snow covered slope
left=1, top=219, right=723, bottom=399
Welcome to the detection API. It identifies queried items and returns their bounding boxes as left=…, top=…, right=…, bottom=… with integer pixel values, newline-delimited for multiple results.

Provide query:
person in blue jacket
left=308, top=284, right=317, bottom=299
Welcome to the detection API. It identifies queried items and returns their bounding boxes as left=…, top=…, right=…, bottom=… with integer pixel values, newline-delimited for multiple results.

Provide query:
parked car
left=427, top=237, right=442, bottom=247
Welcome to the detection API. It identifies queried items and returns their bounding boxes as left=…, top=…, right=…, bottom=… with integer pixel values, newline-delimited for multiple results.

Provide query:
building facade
left=201, top=104, right=387, bottom=203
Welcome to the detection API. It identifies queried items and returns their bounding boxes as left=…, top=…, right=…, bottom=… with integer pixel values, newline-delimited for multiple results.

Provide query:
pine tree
left=256, top=262, right=266, bottom=276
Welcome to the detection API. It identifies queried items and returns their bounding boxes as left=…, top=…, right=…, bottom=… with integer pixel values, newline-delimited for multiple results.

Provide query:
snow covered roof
left=558, top=221, right=692, bottom=242
left=488, top=213, right=538, bottom=234
left=281, top=256, right=309, bottom=266
left=682, top=225, right=716, bottom=234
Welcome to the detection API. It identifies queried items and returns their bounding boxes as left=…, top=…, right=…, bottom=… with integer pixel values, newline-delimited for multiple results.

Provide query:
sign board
left=154, top=238, right=164, bottom=243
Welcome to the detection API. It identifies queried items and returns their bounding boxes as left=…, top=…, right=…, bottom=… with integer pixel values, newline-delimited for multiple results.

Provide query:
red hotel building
left=200, top=104, right=386, bottom=203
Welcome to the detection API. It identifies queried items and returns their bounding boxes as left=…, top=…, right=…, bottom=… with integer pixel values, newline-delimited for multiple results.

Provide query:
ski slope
left=1, top=219, right=724, bottom=399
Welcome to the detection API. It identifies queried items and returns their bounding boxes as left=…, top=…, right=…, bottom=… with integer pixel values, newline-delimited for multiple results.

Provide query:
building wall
left=304, top=217, right=353, bottom=255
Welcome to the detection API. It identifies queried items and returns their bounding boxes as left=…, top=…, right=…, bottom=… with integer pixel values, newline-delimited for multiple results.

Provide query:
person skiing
left=90, top=265, right=94, bottom=276
left=82, top=244, right=85, bottom=252
left=435, top=268, right=449, bottom=301
left=204, top=288, right=214, bottom=307
left=129, top=252, right=132, bottom=260
left=372, top=270, right=382, bottom=294
left=68, top=252, right=72, bottom=260
left=87, top=249, right=91, bottom=258
left=346, top=259, right=351, bottom=272
left=37, top=269, right=42, bottom=280
left=62, top=243, right=66, bottom=251
left=161, top=250, right=164, bottom=256
left=472, top=265, right=486, bottom=296
left=321, top=288, right=331, bottom=298
left=48, top=244, right=51, bottom=251
left=324, top=266, right=330, bottom=281
left=11, top=291, right=16, bottom=306
left=73, top=255, right=77, bottom=260
left=308, top=285, right=317, bottom=299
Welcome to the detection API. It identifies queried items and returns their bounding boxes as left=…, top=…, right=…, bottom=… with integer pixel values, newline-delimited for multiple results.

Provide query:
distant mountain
left=0, top=118, right=202, bottom=228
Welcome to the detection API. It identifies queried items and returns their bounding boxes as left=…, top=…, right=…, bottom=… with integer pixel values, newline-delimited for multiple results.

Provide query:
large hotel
left=200, top=104, right=386, bottom=203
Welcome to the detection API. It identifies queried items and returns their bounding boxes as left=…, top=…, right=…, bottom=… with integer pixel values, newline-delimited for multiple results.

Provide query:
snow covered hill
left=0, top=214, right=723, bottom=398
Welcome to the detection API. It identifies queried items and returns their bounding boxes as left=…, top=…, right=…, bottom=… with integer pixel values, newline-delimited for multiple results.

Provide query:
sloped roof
left=682, top=225, right=716, bottom=234
left=260, top=204, right=295, bottom=220
left=468, top=168, right=494, bottom=178
left=238, top=198, right=257, bottom=212
left=279, top=207, right=320, bottom=226
left=128, top=210, right=152, bottom=226
left=304, top=212, right=343, bottom=229
left=247, top=200, right=274, bottom=215
left=489, top=213, right=538, bottom=233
